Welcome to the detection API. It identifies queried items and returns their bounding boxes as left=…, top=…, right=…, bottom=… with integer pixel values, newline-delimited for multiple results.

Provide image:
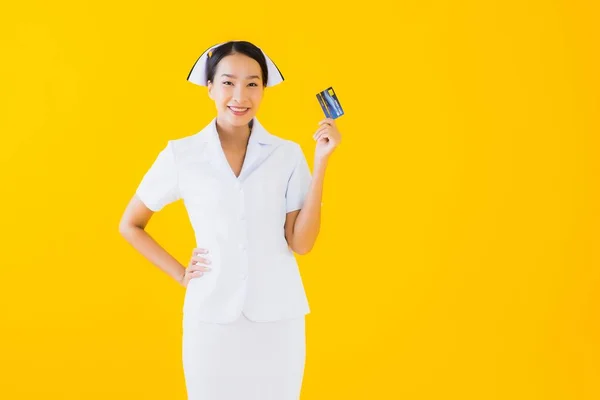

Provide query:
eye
left=222, top=81, right=233, bottom=86
left=248, top=83, right=258, bottom=87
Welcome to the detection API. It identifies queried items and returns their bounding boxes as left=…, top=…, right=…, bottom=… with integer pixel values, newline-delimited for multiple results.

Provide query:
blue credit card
left=316, top=86, right=344, bottom=119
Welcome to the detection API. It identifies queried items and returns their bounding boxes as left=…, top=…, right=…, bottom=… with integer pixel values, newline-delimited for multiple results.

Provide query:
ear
left=207, top=81, right=213, bottom=100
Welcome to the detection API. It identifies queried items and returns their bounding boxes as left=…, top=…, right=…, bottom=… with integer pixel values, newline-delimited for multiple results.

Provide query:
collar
left=195, top=115, right=281, bottom=182
left=199, top=116, right=276, bottom=145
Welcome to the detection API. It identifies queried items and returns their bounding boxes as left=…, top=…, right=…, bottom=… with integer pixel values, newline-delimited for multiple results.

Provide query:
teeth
left=230, top=107, right=248, bottom=112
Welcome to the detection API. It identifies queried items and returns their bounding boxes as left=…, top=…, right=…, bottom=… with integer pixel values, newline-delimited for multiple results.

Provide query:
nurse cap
left=187, top=41, right=284, bottom=87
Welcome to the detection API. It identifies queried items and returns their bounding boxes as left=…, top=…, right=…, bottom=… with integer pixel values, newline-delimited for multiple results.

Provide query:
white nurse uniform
left=135, top=115, right=312, bottom=399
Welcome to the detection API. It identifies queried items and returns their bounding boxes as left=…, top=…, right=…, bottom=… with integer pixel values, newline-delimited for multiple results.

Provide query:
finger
left=316, top=125, right=329, bottom=134
left=188, top=263, right=212, bottom=272
left=187, top=261, right=212, bottom=271
left=315, top=131, right=324, bottom=141
left=187, top=265, right=211, bottom=273
left=184, top=270, right=199, bottom=283
left=193, top=248, right=209, bottom=255
left=190, top=264, right=212, bottom=272
left=191, top=256, right=212, bottom=265
left=313, top=126, right=329, bottom=140
left=187, top=268, right=205, bottom=274
left=316, top=132, right=330, bottom=142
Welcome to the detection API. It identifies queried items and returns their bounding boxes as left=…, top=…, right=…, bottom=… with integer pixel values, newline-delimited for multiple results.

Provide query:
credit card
left=316, top=86, right=344, bottom=119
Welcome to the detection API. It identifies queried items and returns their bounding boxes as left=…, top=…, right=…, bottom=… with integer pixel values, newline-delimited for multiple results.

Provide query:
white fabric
left=187, top=41, right=284, bottom=87
left=135, top=116, right=313, bottom=323
left=134, top=140, right=180, bottom=212
left=182, top=313, right=306, bottom=400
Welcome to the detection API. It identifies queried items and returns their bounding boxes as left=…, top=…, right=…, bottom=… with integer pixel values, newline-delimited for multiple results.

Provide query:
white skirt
left=182, top=312, right=306, bottom=400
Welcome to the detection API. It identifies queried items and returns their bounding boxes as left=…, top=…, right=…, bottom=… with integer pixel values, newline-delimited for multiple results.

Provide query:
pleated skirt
left=182, top=312, right=306, bottom=400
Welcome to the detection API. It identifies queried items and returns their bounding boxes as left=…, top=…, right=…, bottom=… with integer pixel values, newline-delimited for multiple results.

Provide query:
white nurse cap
left=187, top=41, right=285, bottom=87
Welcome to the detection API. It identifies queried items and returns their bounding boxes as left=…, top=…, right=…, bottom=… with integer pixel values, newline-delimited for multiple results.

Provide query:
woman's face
left=207, top=53, right=265, bottom=128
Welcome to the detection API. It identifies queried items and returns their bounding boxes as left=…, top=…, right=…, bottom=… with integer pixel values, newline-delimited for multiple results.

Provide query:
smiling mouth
left=228, top=106, right=250, bottom=114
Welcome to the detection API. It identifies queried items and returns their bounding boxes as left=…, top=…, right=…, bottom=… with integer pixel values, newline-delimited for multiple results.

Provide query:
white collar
left=196, top=116, right=282, bottom=182
left=200, top=116, right=276, bottom=146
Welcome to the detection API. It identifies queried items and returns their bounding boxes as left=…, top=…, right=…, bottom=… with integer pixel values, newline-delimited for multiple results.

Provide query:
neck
left=215, top=117, right=253, bottom=149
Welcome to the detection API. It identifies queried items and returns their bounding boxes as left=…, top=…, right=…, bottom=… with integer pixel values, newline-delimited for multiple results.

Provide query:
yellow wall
left=1, top=0, right=599, bottom=398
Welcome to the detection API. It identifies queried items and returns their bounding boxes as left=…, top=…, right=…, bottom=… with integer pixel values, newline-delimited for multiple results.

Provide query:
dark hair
left=205, top=41, right=269, bottom=88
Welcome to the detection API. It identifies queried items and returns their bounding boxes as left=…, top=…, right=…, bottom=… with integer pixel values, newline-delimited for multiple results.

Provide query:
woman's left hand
left=313, top=118, right=342, bottom=162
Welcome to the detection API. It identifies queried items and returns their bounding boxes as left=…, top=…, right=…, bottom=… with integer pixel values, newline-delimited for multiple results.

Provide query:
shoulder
left=163, top=131, right=207, bottom=161
left=278, top=138, right=303, bottom=154
left=257, top=119, right=305, bottom=156
left=267, top=136, right=310, bottom=175
left=169, top=131, right=203, bottom=148
left=266, top=132, right=305, bottom=157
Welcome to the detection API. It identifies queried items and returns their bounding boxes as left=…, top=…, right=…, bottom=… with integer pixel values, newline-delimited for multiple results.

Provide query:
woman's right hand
left=179, top=247, right=212, bottom=288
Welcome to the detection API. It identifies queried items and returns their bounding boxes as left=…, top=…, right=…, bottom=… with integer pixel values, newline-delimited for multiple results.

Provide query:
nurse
left=118, top=40, right=342, bottom=399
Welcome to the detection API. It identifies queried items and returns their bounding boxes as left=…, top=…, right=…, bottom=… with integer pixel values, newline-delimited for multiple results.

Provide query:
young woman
left=119, top=40, right=341, bottom=399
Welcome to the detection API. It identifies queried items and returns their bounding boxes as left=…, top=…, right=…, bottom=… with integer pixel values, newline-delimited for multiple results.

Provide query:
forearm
left=120, top=225, right=185, bottom=283
left=291, top=158, right=328, bottom=254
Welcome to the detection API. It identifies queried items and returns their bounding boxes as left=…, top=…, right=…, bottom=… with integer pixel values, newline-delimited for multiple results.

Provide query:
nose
left=232, top=84, right=249, bottom=103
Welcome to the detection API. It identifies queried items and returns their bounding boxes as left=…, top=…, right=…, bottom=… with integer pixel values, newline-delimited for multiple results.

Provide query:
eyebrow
left=220, top=73, right=260, bottom=80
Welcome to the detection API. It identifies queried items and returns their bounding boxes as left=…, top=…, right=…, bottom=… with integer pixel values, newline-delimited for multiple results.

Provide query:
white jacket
left=135, top=116, right=312, bottom=324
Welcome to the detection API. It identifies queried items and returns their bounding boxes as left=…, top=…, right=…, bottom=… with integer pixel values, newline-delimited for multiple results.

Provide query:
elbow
left=118, top=223, right=129, bottom=238
left=291, top=241, right=314, bottom=255
left=293, top=248, right=311, bottom=256
left=290, top=230, right=319, bottom=255
left=118, top=221, right=137, bottom=238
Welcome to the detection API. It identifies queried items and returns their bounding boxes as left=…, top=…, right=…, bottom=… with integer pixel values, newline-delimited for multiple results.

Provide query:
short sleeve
left=135, top=140, right=180, bottom=212
left=285, top=144, right=312, bottom=213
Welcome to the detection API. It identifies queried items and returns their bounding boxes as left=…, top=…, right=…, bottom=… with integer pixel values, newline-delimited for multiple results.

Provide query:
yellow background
left=1, top=0, right=599, bottom=398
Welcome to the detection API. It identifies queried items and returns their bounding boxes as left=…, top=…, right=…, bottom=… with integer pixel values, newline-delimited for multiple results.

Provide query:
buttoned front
left=135, top=116, right=313, bottom=324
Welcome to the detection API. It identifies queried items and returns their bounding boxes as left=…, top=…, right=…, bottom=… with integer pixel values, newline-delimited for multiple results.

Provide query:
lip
left=228, top=106, right=250, bottom=116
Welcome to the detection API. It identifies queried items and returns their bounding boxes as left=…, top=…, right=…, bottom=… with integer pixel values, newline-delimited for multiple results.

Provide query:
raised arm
left=284, top=118, right=342, bottom=255
left=284, top=159, right=326, bottom=255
